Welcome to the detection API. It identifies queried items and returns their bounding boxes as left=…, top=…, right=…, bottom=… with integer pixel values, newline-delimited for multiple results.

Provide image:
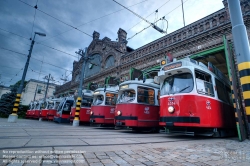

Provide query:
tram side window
left=55, top=102, right=60, bottom=109
left=105, top=93, right=117, bottom=106
left=137, top=87, right=155, bottom=105
left=195, top=70, right=214, bottom=97
left=63, top=100, right=74, bottom=115
left=48, top=103, right=53, bottom=109
left=57, top=102, right=64, bottom=112
left=215, top=79, right=231, bottom=104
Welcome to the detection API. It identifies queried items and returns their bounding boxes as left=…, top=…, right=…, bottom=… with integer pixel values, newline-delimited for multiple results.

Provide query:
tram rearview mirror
left=154, top=76, right=160, bottom=84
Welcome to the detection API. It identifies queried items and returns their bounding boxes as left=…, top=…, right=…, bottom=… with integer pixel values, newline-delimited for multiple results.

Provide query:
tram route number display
left=163, top=62, right=182, bottom=71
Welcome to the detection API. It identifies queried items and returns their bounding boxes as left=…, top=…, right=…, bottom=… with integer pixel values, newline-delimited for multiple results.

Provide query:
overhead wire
left=29, top=67, right=64, bottom=82
left=0, top=28, right=77, bottom=58
left=0, top=65, right=23, bottom=69
left=9, top=68, right=23, bottom=83
left=18, top=0, right=92, bottom=38
left=0, top=46, right=72, bottom=71
left=112, top=0, right=151, bottom=25
left=154, top=0, right=189, bottom=25
left=0, top=33, right=30, bottom=46
left=0, top=27, right=30, bottom=40
left=127, top=0, right=171, bottom=32
left=126, top=0, right=171, bottom=40
left=38, top=0, right=150, bottom=43
left=127, top=0, right=189, bottom=40
left=37, top=55, right=44, bottom=81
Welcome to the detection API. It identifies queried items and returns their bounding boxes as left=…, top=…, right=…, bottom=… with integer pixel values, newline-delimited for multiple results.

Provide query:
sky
left=0, top=0, right=225, bottom=87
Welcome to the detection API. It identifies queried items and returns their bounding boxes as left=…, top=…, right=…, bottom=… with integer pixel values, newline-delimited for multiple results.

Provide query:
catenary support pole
left=44, top=74, right=51, bottom=101
left=8, top=32, right=45, bottom=123
left=227, top=0, right=250, bottom=136
left=73, top=48, right=88, bottom=127
left=33, top=84, right=38, bottom=101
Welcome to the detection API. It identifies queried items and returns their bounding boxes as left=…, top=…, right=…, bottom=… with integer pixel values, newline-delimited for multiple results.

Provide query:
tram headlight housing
left=168, top=106, right=175, bottom=113
left=161, top=60, right=166, bottom=66
left=117, top=110, right=122, bottom=116
left=90, top=111, right=93, bottom=115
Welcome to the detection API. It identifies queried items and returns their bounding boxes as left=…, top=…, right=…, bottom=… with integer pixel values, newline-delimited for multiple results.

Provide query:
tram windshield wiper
left=174, top=86, right=190, bottom=94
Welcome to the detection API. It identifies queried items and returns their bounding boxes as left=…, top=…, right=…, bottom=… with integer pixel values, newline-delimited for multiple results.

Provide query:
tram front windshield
left=81, top=97, right=93, bottom=107
left=161, top=73, right=193, bottom=95
left=29, top=104, right=33, bottom=110
left=117, top=90, right=135, bottom=103
left=93, top=95, right=104, bottom=105
left=47, top=102, right=54, bottom=109
left=63, top=100, right=74, bottom=112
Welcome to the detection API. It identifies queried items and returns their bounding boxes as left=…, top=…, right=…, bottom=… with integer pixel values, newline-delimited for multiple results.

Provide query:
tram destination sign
left=163, top=62, right=182, bottom=71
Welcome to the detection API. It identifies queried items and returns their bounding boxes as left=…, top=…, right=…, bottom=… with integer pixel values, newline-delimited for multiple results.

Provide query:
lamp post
left=8, top=32, right=46, bottom=123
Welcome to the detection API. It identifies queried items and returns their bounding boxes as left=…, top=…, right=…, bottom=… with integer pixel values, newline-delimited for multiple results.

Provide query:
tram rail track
left=0, top=138, right=202, bottom=150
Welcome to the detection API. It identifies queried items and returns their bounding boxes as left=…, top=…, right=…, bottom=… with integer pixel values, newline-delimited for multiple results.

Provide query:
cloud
left=0, top=0, right=224, bottom=87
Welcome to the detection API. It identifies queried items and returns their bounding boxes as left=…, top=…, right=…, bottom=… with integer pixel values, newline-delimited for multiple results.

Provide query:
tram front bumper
left=166, top=122, right=174, bottom=126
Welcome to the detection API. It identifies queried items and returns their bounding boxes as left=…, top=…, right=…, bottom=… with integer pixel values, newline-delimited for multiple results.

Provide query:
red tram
left=26, top=101, right=34, bottom=118
left=157, top=57, right=236, bottom=136
left=53, top=96, right=74, bottom=123
left=32, top=100, right=44, bottom=119
left=46, top=98, right=63, bottom=121
left=115, top=79, right=160, bottom=131
left=39, top=99, right=52, bottom=120
left=70, top=90, right=93, bottom=123
left=89, top=85, right=118, bottom=125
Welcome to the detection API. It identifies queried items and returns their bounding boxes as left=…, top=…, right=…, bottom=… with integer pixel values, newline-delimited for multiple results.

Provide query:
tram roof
left=94, top=86, right=119, bottom=94
left=159, top=58, right=230, bottom=85
left=119, top=79, right=160, bottom=89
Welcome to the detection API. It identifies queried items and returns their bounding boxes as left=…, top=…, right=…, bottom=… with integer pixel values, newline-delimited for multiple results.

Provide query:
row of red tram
left=26, top=98, right=62, bottom=120
left=25, top=57, right=236, bottom=137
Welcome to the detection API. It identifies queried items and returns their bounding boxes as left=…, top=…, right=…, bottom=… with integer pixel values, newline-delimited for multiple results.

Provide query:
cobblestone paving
left=80, top=139, right=250, bottom=166
left=2, top=139, right=249, bottom=166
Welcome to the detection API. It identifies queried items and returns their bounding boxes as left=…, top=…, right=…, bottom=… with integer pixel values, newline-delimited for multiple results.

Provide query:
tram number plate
left=163, top=62, right=182, bottom=71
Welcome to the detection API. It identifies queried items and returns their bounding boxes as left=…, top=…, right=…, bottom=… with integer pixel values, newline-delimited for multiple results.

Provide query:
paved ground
left=0, top=118, right=249, bottom=166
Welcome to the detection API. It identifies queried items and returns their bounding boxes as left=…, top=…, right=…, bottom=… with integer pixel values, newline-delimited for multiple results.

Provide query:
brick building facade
left=55, top=0, right=250, bottom=96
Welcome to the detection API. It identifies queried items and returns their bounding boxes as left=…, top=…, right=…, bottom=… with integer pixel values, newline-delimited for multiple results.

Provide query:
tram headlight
left=90, top=111, right=94, bottom=115
left=161, top=60, right=166, bottom=65
left=168, top=106, right=175, bottom=113
left=117, top=110, right=122, bottom=116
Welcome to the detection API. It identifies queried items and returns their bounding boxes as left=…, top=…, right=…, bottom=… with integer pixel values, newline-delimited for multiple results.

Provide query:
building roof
left=27, top=79, right=58, bottom=86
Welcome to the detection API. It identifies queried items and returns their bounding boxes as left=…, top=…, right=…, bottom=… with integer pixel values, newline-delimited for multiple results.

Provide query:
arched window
left=105, top=55, right=115, bottom=69
left=85, top=54, right=102, bottom=78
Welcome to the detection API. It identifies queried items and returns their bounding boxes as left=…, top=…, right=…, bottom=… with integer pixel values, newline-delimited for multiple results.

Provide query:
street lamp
left=8, top=31, right=46, bottom=123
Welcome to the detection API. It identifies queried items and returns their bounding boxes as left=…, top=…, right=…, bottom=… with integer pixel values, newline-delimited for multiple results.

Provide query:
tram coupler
left=115, top=121, right=124, bottom=126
